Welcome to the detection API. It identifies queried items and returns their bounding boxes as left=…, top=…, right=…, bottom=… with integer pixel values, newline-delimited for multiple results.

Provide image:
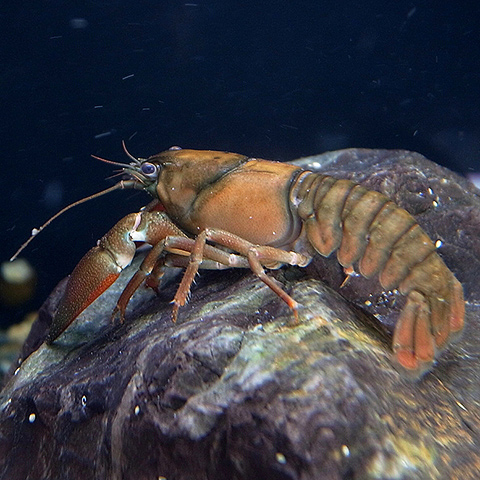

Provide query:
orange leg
left=115, top=234, right=250, bottom=322
left=171, top=228, right=311, bottom=322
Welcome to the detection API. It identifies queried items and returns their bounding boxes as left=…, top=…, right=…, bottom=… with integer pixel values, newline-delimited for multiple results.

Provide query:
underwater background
left=1, top=1, right=479, bottom=328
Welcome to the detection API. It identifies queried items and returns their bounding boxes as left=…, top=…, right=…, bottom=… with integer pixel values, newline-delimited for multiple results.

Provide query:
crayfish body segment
left=46, top=147, right=464, bottom=376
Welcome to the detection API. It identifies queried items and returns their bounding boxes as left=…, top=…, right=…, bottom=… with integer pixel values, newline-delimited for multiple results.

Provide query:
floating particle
left=69, top=18, right=89, bottom=29
left=0, top=259, right=37, bottom=307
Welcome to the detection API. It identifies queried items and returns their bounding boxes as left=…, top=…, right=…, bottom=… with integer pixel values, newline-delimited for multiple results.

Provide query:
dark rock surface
left=1, top=149, right=479, bottom=480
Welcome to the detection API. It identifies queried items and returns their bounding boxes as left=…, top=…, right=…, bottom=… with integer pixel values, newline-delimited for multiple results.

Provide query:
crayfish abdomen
left=293, top=171, right=464, bottom=372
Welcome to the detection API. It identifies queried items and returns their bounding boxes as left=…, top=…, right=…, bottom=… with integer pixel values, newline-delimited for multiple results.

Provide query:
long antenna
left=10, top=180, right=136, bottom=261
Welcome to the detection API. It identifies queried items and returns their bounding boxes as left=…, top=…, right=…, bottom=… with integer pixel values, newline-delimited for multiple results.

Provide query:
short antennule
left=122, top=140, right=142, bottom=164
left=91, top=141, right=142, bottom=167
left=10, top=180, right=137, bottom=261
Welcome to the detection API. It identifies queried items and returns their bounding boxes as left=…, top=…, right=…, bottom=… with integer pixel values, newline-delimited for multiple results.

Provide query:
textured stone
left=0, top=149, right=479, bottom=480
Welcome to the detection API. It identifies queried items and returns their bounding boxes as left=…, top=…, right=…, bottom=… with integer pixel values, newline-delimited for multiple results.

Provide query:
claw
left=46, top=211, right=202, bottom=342
left=47, top=247, right=124, bottom=343
left=46, top=213, right=141, bottom=343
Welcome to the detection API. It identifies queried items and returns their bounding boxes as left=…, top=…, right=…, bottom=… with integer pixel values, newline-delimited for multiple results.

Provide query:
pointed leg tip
left=111, top=306, right=126, bottom=325
left=292, top=302, right=300, bottom=323
left=171, top=303, right=179, bottom=323
left=284, top=300, right=305, bottom=326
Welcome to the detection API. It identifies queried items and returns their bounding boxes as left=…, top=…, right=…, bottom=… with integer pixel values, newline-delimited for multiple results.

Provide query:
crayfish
left=13, top=144, right=465, bottom=375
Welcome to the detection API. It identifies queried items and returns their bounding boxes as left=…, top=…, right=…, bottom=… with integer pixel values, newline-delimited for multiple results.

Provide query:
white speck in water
left=81, top=395, right=87, bottom=407
left=432, top=200, right=439, bottom=207
left=1, top=258, right=35, bottom=284
left=428, top=187, right=434, bottom=195
left=407, top=6, right=417, bottom=18
left=276, top=452, right=287, bottom=464
left=31, top=228, right=40, bottom=236
left=94, top=130, right=113, bottom=139
left=435, top=240, right=443, bottom=248
left=341, top=445, right=350, bottom=457
left=42, top=180, right=64, bottom=209
left=69, top=18, right=89, bottom=29
left=28, top=413, right=36, bottom=423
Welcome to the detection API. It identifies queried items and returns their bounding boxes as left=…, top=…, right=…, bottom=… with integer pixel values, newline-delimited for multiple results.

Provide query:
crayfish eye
left=140, top=162, right=157, bottom=177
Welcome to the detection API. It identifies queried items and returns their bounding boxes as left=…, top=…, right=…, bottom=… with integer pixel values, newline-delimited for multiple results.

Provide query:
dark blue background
left=1, top=1, right=479, bottom=326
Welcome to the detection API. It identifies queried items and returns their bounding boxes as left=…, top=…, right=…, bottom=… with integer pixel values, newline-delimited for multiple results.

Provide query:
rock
left=0, top=149, right=479, bottom=480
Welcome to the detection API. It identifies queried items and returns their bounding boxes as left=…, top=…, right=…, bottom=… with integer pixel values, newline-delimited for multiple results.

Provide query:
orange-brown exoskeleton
left=14, top=145, right=465, bottom=375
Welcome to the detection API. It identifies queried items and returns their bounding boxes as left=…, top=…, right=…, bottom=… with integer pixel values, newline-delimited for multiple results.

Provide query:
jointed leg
left=113, top=237, right=169, bottom=322
left=173, top=228, right=311, bottom=321
left=114, top=234, right=250, bottom=321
